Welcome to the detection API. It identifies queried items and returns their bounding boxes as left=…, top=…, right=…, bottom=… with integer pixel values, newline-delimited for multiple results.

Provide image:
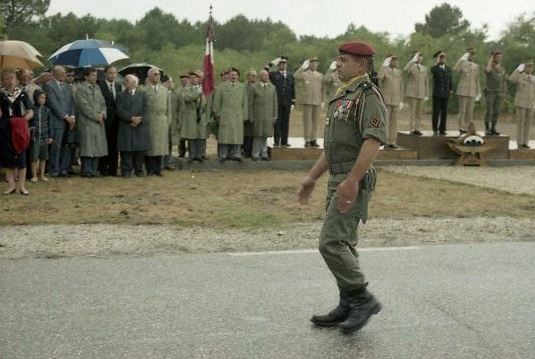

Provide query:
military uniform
left=295, top=61, right=324, bottom=146
left=378, top=61, right=403, bottom=146
left=403, top=60, right=428, bottom=133
left=509, top=66, right=535, bottom=148
left=454, top=56, right=481, bottom=131
left=484, top=63, right=506, bottom=134
left=309, top=41, right=385, bottom=334
left=181, top=84, right=207, bottom=161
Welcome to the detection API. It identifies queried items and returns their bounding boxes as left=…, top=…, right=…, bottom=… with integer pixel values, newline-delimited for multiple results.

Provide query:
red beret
left=338, top=41, right=375, bottom=57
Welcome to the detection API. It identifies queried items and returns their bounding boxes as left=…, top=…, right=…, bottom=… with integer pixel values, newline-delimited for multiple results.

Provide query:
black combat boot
left=310, top=289, right=350, bottom=327
left=340, top=284, right=382, bottom=333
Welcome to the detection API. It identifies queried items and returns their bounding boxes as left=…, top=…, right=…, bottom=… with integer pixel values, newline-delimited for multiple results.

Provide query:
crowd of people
left=1, top=47, right=534, bottom=195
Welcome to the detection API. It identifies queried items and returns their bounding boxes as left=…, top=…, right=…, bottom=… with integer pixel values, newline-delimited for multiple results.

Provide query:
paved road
left=1, top=243, right=534, bottom=359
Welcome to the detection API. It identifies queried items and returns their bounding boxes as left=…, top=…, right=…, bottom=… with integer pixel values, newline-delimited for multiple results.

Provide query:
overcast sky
left=47, top=0, right=532, bottom=40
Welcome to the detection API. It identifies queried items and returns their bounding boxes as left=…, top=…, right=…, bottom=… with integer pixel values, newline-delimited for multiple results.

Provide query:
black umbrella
left=118, top=63, right=165, bottom=84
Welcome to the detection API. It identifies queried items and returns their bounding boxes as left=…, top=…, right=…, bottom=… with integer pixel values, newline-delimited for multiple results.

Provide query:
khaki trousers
left=303, top=104, right=321, bottom=142
left=516, top=107, right=534, bottom=146
left=408, top=97, right=423, bottom=132
left=385, top=105, right=399, bottom=145
left=458, top=96, right=475, bottom=130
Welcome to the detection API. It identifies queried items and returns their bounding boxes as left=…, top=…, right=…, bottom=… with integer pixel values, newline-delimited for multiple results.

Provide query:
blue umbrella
left=48, top=39, right=129, bottom=67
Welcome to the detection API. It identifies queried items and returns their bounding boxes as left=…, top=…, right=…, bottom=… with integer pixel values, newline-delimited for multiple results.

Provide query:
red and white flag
left=202, top=8, right=215, bottom=96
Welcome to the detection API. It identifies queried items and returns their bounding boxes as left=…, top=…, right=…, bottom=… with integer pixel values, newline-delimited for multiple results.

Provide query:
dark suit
left=43, top=79, right=75, bottom=176
left=98, top=80, right=121, bottom=175
left=269, top=71, right=295, bottom=145
left=430, top=64, right=453, bottom=133
left=116, top=89, right=150, bottom=176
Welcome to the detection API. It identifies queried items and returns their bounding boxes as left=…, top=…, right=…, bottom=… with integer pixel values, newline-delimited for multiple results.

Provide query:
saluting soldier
left=324, top=60, right=341, bottom=103
left=181, top=71, right=207, bottom=162
left=484, top=50, right=507, bottom=135
left=212, top=67, right=248, bottom=162
left=430, top=51, right=453, bottom=135
left=378, top=54, right=403, bottom=148
left=509, top=61, right=535, bottom=148
left=250, top=70, right=278, bottom=161
left=143, top=68, right=169, bottom=176
left=454, top=47, right=481, bottom=134
left=297, top=41, right=385, bottom=334
left=295, top=57, right=324, bottom=147
left=403, top=51, right=429, bottom=135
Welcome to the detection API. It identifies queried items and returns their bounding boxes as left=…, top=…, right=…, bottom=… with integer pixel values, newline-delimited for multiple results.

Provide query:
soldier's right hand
left=297, top=176, right=316, bottom=205
left=300, top=59, right=310, bottom=70
left=410, top=52, right=420, bottom=63
left=382, top=57, right=391, bottom=67
left=460, top=52, right=470, bottom=61
left=329, top=61, right=337, bottom=70
left=516, top=63, right=526, bottom=73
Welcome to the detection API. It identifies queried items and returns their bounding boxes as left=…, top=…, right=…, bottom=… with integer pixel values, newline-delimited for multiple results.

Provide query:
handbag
left=9, top=116, right=30, bottom=154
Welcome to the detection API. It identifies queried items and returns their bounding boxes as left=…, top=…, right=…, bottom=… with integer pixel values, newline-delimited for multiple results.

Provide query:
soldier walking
left=298, top=41, right=385, bottom=334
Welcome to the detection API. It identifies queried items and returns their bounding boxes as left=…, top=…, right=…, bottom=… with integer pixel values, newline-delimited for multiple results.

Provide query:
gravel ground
left=1, top=217, right=534, bottom=259
left=383, top=166, right=535, bottom=195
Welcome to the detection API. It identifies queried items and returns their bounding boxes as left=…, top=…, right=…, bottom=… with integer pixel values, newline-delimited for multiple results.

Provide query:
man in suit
left=430, top=51, right=453, bottom=135
left=404, top=51, right=429, bottom=136
left=116, top=74, right=151, bottom=176
left=43, top=65, right=76, bottom=177
left=267, top=56, right=295, bottom=147
left=484, top=51, right=507, bottom=135
left=378, top=54, right=403, bottom=147
left=97, top=65, right=121, bottom=176
left=454, top=47, right=481, bottom=134
left=295, top=57, right=324, bottom=148
left=212, top=67, right=248, bottom=162
left=143, top=68, right=169, bottom=176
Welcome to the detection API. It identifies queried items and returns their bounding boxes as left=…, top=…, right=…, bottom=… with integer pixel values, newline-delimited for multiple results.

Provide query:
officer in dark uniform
left=297, top=41, right=386, bottom=333
left=267, top=56, right=295, bottom=147
left=430, top=51, right=453, bottom=135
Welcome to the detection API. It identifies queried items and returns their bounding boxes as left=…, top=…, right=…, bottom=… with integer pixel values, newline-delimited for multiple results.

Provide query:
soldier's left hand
left=336, top=179, right=359, bottom=214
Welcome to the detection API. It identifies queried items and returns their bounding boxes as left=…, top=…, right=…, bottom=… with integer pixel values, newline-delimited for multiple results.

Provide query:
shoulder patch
left=370, top=115, right=380, bottom=128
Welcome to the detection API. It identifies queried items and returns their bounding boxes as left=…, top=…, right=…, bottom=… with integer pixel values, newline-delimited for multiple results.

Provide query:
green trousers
left=319, top=174, right=366, bottom=291
left=485, top=91, right=502, bottom=130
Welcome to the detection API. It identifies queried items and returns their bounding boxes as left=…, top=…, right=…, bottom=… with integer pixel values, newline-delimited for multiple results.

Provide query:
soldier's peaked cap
left=338, top=41, right=375, bottom=57
left=433, top=50, right=445, bottom=58
left=279, top=56, right=288, bottom=62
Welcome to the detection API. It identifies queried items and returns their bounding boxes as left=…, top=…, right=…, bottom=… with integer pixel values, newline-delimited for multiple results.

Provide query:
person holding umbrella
left=0, top=69, right=34, bottom=195
left=74, top=68, right=108, bottom=178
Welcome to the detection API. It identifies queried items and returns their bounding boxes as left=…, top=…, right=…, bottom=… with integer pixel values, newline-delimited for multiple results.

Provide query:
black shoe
left=283, top=143, right=291, bottom=147
left=521, top=144, right=531, bottom=149
left=340, top=285, right=382, bottom=333
left=310, top=140, right=320, bottom=148
left=412, top=130, right=423, bottom=136
left=439, top=131, right=447, bottom=135
left=491, top=129, right=500, bottom=136
left=311, top=290, right=351, bottom=327
left=459, top=129, right=467, bottom=135
left=304, top=142, right=310, bottom=148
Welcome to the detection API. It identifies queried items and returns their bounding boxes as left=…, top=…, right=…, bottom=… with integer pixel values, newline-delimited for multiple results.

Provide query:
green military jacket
left=180, top=85, right=207, bottom=140
left=250, top=82, right=278, bottom=138
left=324, top=74, right=387, bottom=223
left=169, top=87, right=183, bottom=145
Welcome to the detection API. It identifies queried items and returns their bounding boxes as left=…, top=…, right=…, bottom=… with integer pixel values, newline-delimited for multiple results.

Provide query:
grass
left=1, top=168, right=534, bottom=228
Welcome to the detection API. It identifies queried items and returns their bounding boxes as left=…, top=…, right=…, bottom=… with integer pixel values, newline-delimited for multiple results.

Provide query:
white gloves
left=410, top=52, right=420, bottom=63
left=382, top=57, right=392, bottom=67
left=329, top=61, right=337, bottom=70
left=424, top=96, right=429, bottom=102
left=321, top=102, right=325, bottom=110
left=300, top=59, right=310, bottom=70
left=291, top=104, right=295, bottom=111
left=270, top=57, right=282, bottom=66
left=399, top=102, right=404, bottom=110
left=475, top=93, right=481, bottom=102
left=516, top=63, right=526, bottom=73
left=460, top=53, right=470, bottom=61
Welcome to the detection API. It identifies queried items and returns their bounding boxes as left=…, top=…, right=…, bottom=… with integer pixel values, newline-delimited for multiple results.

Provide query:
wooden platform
left=397, top=131, right=510, bottom=160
